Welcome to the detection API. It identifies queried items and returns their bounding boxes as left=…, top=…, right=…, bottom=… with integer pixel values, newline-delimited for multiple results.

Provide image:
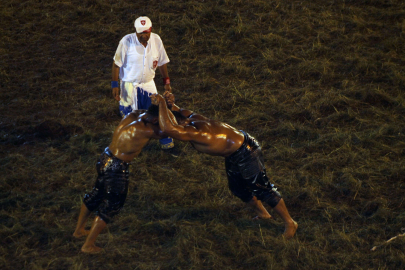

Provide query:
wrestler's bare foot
left=81, top=244, right=103, bottom=254
left=73, top=230, right=90, bottom=238
left=253, top=214, right=273, bottom=220
left=283, top=220, right=298, bottom=239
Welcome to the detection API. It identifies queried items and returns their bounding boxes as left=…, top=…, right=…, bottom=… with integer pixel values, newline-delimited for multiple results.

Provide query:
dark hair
left=172, top=111, right=187, bottom=123
left=147, top=105, right=187, bottom=123
left=147, top=104, right=159, bottom=117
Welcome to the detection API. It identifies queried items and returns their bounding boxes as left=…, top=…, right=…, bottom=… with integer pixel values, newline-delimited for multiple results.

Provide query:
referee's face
left=136, top=31, right=151, bottom=45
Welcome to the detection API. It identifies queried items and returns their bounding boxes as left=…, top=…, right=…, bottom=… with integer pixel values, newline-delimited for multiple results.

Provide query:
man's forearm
left=112, top=63, right=119, bottom=81
left=158, top=63, right=169, bottom=78
left=111, top=63, right=121, bottom=101
left=159, top=64, right=171, bottom=92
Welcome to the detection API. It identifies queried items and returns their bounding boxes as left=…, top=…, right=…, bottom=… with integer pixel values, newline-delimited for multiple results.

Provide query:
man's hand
left=164, top=84, right=172, bottom=93
left=150, top=94, right=165, bottom=106
left=112, top=88, right=120, bottom=101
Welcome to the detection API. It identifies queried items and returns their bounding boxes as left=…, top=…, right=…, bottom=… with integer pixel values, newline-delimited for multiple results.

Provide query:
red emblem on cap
left=141, top=20, right=146, bottom=26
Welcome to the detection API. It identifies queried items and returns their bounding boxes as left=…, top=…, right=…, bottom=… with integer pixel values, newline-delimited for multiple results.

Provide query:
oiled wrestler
left=152, top=93, right=298, bottom=239
left=73, top=105, right=166, bottom=253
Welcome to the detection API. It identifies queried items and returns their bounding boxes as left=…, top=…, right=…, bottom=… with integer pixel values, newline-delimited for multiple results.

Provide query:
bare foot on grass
left=73, top=230, right=90, bottom=238
left=253, top=214, right=273, bottom=220
left=283, top=220, right=298, bottom=239
left=81, top=244, right=103, bottom=254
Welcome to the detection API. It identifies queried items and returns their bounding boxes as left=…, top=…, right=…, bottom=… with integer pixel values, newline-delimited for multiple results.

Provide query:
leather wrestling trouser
left=225, top=131, right=281, bottom=208
left=83, top=147, right=129, bottom=223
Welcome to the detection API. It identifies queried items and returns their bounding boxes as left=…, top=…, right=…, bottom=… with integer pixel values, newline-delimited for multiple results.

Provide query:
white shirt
left=113, top=33, right=170, bottom=83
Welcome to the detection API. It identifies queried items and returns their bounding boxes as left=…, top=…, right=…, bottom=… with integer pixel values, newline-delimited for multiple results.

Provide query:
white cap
left=134, top=16, right=152, bottom=33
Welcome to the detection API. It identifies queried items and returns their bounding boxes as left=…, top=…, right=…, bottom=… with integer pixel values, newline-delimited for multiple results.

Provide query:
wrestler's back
left=109, top=111, right=159, bottom=162
left=188, top=117, right=244, bottom=157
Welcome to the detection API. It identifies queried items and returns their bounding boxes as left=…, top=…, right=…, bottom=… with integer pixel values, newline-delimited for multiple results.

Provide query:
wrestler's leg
left=247, top=196, right=272, bottom=220
left=81, top=216, right=107, bottom=253
left=81, top=166, right=128, bottom=253
left=73, top=203, right=91, bottom=238
left=272, top=198, right=298, bottom=239
left=74, top=166, right=105, bottom=239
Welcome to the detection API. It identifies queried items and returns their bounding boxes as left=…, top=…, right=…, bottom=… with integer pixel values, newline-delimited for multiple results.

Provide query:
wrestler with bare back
left=152, top=93, right=298, bottom=239
left=73, top=106, right=165, bottom=253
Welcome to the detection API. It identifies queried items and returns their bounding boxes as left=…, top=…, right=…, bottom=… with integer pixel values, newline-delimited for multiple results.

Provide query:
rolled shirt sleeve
left=156, top=35, right=170, bottom=67
left=113, top=37, right=129, bottom=68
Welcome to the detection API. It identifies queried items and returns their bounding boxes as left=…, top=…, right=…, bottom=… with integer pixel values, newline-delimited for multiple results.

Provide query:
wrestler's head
left=145, top=104, right=159, bottom=124
left=146, top=104, right=189, bottom=126
left=172, top=111, right=188, bottom=125
left=147, top=104, right=159, bottom=117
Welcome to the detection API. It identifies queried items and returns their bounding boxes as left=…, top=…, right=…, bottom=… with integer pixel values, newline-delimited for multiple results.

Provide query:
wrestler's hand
left=150, top=94, right=165, bottom=106
left=164, top=91, right=175, bottom=109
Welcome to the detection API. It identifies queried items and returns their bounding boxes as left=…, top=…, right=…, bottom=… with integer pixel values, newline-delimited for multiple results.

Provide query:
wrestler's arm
left=144, top=125, right=165, bottom=140
left=152, top=94, right=206, bottom=142
left=127, top=109, right=147, bottom=117
left=163, top=91, right=194, bottom=118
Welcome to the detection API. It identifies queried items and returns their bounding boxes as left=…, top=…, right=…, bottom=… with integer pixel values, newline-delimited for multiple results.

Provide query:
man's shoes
left=163, top=147, right=181, bottom=158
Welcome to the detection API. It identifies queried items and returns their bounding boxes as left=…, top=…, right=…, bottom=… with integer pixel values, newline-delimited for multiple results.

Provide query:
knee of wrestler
left=83, top=192, right=101, bottom=212
left=261, top=188, right=282, bottom=208
left=97, top=191, right=127, bottom=224
left=96, top=211, right=111, bottom=224
left=97, top=199, right=125, bottom=224
left=228, top=183, right=254, bottom=203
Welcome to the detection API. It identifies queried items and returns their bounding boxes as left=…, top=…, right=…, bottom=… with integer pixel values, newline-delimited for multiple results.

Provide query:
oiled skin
left=73, top=109, right=165, bottom=254
left=151, top=93, right=298, bottom=239
left=109, top=110, right=164, bottom=162
left=152, top=95, right=245, bottom=157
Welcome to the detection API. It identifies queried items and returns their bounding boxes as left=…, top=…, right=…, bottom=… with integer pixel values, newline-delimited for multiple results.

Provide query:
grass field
left=1, top=0, right=405, bottom=269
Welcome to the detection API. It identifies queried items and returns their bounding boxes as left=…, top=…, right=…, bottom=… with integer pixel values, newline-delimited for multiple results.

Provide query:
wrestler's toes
left=81, top=245, right=103, bottom=254
left=252, top=215, right=273, bottom=220
left=73, top=230, right=90, bottom=238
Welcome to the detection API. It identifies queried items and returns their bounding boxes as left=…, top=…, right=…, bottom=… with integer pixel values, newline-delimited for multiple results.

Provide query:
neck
left=141, top=113, right=157, bottom=125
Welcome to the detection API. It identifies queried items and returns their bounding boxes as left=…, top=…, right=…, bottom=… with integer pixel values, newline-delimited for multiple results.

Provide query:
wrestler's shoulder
left=128, top=110, right=147, bottom=117
left=188, top=113, right=207, bottom=121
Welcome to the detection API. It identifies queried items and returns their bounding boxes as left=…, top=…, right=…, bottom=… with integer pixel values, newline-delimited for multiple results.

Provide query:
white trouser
left=119, top=80, right=157, bottom=111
